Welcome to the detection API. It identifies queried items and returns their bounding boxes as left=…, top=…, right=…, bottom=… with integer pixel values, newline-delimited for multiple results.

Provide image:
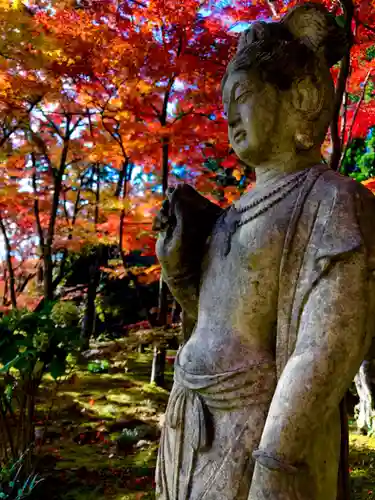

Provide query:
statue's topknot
left=281, top=2, right=350, bottom=68
left=224, top=3, right=350, bottom=91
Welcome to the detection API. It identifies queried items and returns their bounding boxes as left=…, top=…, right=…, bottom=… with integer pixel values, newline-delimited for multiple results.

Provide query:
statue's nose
left=228, top=115, right=241, bottom=128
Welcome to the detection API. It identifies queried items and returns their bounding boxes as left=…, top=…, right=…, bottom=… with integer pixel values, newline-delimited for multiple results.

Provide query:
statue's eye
left=234, top=84, right=252, bottom=103
left=236, top=92, right=250, bottom=104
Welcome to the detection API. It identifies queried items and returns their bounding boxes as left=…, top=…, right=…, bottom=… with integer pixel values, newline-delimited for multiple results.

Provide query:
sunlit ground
left=34, top=350, right=173, bottom=499
left=26, top=347, right=375, bottom=499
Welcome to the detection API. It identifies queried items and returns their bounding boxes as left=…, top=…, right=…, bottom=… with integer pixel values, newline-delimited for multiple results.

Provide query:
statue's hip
left=156, top=359, right=276, bottom=499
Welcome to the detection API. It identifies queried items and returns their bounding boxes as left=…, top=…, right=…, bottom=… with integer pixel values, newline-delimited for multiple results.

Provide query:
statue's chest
left=200, top=200, right=295, bottom=298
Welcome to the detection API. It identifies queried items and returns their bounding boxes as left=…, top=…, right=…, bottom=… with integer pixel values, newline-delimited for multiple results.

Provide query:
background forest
left=1, top=0, right=375, bottom=499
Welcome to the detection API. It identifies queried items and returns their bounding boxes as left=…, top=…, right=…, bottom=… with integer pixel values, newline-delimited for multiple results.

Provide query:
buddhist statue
left=153, top=3, right=375, bottom=499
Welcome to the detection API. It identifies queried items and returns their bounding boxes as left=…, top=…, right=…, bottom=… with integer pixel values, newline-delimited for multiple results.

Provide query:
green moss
left=61, top=486, right=104, bottom=500
left=32, top=347, right=375, bottom=500
left=350, top=433, right=375, bottom=499
left=8, top=341, right=375, bottom=500
left=54, top=441, right=157, bottom=472
left=31, top=349, right=172, bottom=499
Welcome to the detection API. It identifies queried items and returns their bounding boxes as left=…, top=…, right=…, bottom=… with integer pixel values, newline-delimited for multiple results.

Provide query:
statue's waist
left=165, top=359, right=276, bottom=451
left=174, top=357, right=276, bottom=409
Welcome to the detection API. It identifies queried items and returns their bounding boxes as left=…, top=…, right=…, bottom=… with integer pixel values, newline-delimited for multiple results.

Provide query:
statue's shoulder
left=312, top=165, right=375, bottom=265
left=315, top=166, right=375, bottom=207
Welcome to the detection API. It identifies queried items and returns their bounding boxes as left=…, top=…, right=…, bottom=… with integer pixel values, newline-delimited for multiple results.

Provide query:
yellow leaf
left=0, top=0, right=11, bottom=9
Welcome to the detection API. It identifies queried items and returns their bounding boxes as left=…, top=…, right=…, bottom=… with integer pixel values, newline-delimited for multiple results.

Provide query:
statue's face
left=222, top=69, right=279, bottom=166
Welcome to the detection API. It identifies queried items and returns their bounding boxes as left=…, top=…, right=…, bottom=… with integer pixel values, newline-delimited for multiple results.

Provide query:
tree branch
left=0, top=214, right=17, bottom=309
left=265, top=0, right=278, bottom=18
left=330, top=0, right=354, bottom=171
left=31, top=153, right=45, bottom=250
left=46, top=115, right=72, bottom=249
left=339, top=70, right=372, bottom=170
left=39, top=109, right=64, bottom=139
left=340, top=89, right=348, bottom=150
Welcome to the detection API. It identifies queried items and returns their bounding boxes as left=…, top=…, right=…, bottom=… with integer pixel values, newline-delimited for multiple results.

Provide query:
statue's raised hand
left=153, top=184, right=223, bottom=278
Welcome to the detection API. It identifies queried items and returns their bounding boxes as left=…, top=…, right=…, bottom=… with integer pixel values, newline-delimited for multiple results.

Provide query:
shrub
left=50, top=301, right=80, bottom=328
left=87, top=359, right=110, bottom=373
left=0, top=303, right=82, bottom=490
left=0, top=453, right=43, bottom=499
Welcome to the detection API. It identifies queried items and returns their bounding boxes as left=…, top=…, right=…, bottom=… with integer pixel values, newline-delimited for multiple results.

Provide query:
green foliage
left=203, top=157, right=253, bottom=201
left=0, top=304, right=82, bottom=493
left=0, top=303, right=81, bottom=380
left=51, top=301, right=80, bottom=328
left=94, top=297, right=106, bottom=323
left=87, top=359, right=110, bottom=373
left=0, top=455, right=42, bottom=500
left=348, top=93, right=361, bottom=104
left=341, top=131, right=375, bottom=181
left=335, top=15, right=346, bottom=28
left=117, top=428, right=145, bottom=447
left=366, top=46, right=375, bottom=62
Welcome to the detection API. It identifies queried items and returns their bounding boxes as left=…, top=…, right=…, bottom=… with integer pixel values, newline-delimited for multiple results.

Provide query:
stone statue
left=153, top=3, right=375, bottom=499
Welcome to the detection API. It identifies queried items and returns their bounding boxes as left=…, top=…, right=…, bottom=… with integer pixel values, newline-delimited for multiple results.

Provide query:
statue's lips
left=233, top=130, right=246, bottom=142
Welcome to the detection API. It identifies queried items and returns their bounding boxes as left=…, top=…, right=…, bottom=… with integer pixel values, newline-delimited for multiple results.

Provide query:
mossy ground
left=350, top=430, right=375, bottom=499
left=33, top=348, right=174, bottom=500
left=27, top=345, right=375, bottom=499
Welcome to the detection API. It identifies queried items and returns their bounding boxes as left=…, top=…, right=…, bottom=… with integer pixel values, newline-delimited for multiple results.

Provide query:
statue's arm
left=249, top=250, right=375, bottom=499
left=160, top=267, right=200, bottom=322
left=154, top=184, right=223, bottom=335
left=158, top=235, right=208, bottom=341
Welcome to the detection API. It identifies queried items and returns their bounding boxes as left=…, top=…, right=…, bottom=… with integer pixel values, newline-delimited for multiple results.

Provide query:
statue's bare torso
left=179, top=184, right=300, bottom=375
left=157, top=181, right=305, bottom=499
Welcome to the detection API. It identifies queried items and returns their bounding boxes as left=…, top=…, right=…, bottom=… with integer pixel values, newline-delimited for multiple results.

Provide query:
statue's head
left=222, top=3, right=350, bottom=167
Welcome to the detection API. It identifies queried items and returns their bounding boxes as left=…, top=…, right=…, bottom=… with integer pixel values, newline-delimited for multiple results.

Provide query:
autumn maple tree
left=1, top=2, right=375, bottom=496
left=0, top=0, right=375, bottom=326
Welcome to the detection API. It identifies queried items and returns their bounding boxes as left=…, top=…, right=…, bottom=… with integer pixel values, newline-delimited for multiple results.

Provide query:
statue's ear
left=282, top=3, right=349, bottom=67
left=291, top=75, right=324, bottom=118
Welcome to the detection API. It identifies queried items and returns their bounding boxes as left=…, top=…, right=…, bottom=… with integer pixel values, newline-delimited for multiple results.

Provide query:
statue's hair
left=222, top=3, right=350, bottom=91
left=222, top=3, right=351, bottom=146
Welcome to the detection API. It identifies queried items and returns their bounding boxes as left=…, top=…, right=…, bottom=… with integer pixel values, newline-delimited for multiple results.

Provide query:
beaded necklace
left=222, top=168, right=309, bottom=256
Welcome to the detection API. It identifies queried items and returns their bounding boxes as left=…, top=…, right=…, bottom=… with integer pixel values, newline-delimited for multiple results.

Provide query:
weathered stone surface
left=154, top=4, right=375, bottom=500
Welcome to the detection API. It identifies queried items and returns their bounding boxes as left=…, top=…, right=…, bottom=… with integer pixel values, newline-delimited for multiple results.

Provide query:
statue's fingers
left=167, top=183, right=206, bottom=229
left=152, top=216, right=163, bottom=231
left=152, top=206, right=170, bottom=231
left=159, top=198, right=170, bottom=217
left=166, top=186, right=176, bottom=202
left=168, top=184, right=189, bottom=218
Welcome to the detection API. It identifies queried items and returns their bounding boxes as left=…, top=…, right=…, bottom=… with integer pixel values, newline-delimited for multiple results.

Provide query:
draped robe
left=156, top=163, right=375, bottom=500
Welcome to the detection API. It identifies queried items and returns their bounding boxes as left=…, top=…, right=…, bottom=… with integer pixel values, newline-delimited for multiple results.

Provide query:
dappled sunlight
left=30, top=351, right=168, bottom=499
left=350, top=434, right=375, bottom=499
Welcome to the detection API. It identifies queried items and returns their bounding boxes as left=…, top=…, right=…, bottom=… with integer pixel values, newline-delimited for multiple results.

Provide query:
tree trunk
left=43, top=249, right=54, bottom=302
left=171, top=300, right=182, bottom=324
left=150, top=276, right=169, bottom=386
left=80, top=255, right=101, bottom=351
left=81, top=166, right=102, bottom=350
left=152, top=85, right=173, bottom=387
left=150, top=344, right=158, bottom=384
left=150, top=343, right=166, bottom=386
left=0, top=216, right=17, bottom=309
left=330, top=0, right=353, bottom=173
